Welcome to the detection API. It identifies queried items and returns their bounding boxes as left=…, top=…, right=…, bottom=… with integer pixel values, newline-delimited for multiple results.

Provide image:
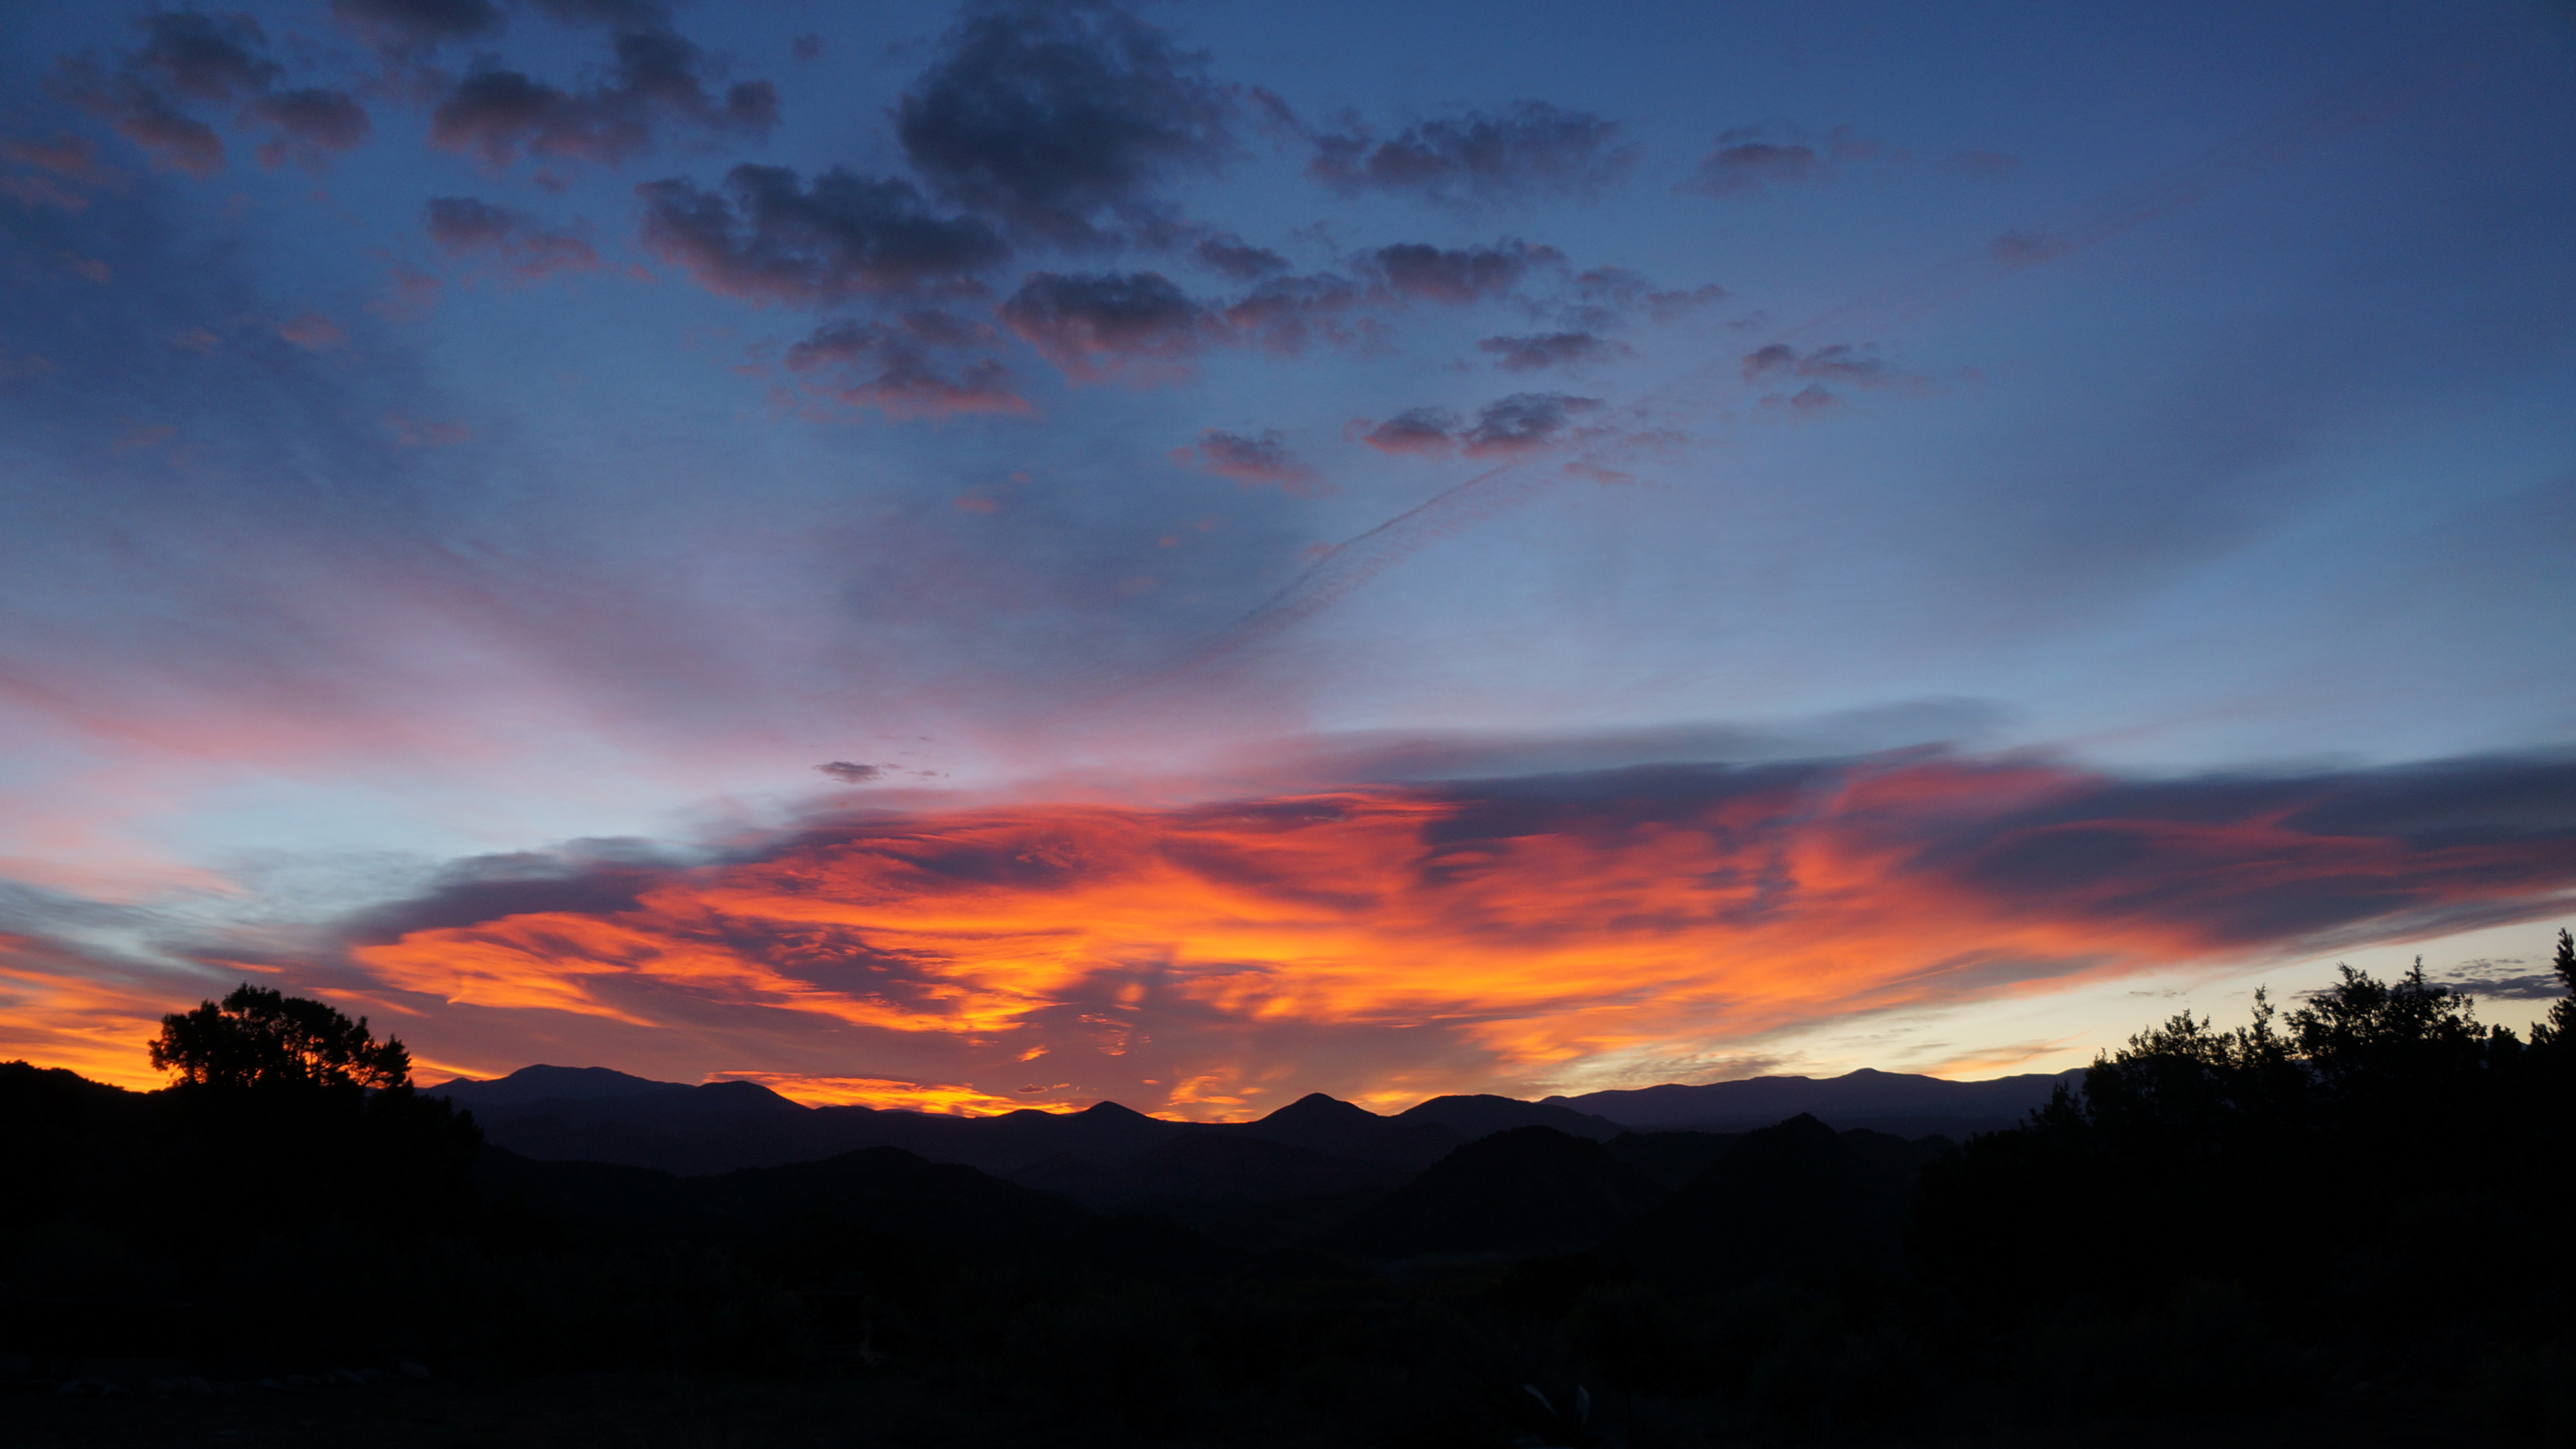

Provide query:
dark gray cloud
left=1217, top=270, right=1367, bottom=355
left=0, top=134, right=120, bottom=214
left=2433, top=957, right=2565, bottom=1001
left=529, top=0, right=673, bottom=25
left=425, top=196, right=599, bottom=278
left=998, top=270, right=1219, bottom=380
left=1644, top=283, right=1728, bottom=323
left=1172, top=428, right=1322, bottom=492
left=51, top=62, right=224, bottom=176
left=1683, top=122, right=1884, bottom=198
left=817, top=761, right=885, bottom=784
left=1362, top=239, right=1561, bottom=305
left=250, top=89, right=372, bottom=168
left=130, top=10, right=280, bottom=103
left=1307, top=101, right=1634, bottom=206
left=52, top=12, right=368, bottom=176
left=781, top=315, right=1028, bottom=419
left=1478, top=331, right=1631, bottom=373
left=339, top=844, right=683, bottom=947
left=895, top=0, right=1238, bottom=245
left=1554, top=267, right=1727, bottom=331
left=429, top=27, right=775, bottom=168
left=1741, top=341, right=1925, bottom=392
left=1192, top=233, right=1287, bottom=281
left=1877, top=756, right=2576, bottom=949
left=329, top=0, right=505, bottom=56
left=636, top=164, right=1007, bottom=304
left=1357, top=405, right=1462, bottom=456
left=1461, top=392, right=1603, bottom=455
left=1353, top=393, right=1600, bottom=458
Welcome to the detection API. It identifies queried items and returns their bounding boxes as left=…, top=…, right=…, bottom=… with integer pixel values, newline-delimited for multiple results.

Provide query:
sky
left=3, top=0, right=2573, bottom=1116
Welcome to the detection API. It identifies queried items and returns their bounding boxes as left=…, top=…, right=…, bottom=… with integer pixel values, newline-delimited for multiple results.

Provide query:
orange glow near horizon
left=706, top=1071, right=1073, bottom=1114
left=341, top=759, right=2575, bottom=1113
left=0, top=948, right=191, bottom=1091
left=9, top=756, right=2572, bottom=1110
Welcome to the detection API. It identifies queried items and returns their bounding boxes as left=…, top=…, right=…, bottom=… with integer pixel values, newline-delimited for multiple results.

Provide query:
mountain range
left=424, top=1065, right=2077, bottom=1221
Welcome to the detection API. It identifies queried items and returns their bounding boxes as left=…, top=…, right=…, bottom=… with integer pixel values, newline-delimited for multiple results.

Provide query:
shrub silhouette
left=2536, top=927, right=2576, bottom=1049
left=1916, top=953, right=2566, bottom=1330
left=150, top=982, right=411, bottom=1091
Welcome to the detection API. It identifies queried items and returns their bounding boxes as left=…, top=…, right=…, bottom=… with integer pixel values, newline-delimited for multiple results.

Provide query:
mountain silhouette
left=1218, top=1091, right=1464, bottom=1166
left=428, top=1064, right=702, bottom=1108
left=1613, top=1114, right=1943, bottom=1287
left=1013, top=1130, right=1403, bottom=1211
left=1550, top=1066, right=2078, bottom=1138
left=425, top=1065, right=2042, bottom=1187
left=1395, top=1092, right=1624, bottom=1142
left=474, top=1141, right=1239, bottom=1279
left=1323, top=1125, right=1666, bottom=1260
left=1605, top=1128, right=1747, bottom=1189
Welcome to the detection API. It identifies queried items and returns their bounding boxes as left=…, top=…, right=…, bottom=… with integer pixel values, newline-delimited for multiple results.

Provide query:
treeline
left=7, top=948, right=2575, bottom=1446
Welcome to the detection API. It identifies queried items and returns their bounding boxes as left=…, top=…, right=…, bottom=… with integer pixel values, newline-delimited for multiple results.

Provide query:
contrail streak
left=1167, top=54, right=2464, bottom=679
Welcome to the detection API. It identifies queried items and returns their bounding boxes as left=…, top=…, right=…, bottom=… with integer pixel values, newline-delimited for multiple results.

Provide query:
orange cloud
left=328, top=754, right=2576, bottom=1114
left=705, top=1071, right=1063, bottom=1114
left=11, top=753, right=2572, bottom=1110
left=0, top=943, right=191, bottom=1090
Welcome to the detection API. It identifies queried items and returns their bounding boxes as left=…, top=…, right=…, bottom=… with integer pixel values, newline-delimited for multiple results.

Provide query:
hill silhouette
left=1012, top=1130, right=1402, bottom=1212
left=476, top=1143, right=1239, bottom=1280
left=1550, top=1065, right=2078, bottom=1138
left=425, top=1064, right=2021, bottom=1186
left=1395, top=1091, right=1625, bottom=1142
left=1614, top=1114, right=1940, bottom=1287
left=1324, top=1125, right=1666, bottom=1260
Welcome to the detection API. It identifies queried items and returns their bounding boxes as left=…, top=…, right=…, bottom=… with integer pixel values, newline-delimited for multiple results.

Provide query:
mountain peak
left=425, top=1064, right=686, bottom=1107
left=1260, top=1092, right=1378, bottom=1126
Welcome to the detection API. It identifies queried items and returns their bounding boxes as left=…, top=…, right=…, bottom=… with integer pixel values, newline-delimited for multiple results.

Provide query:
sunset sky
left=3, top=0, right=2572, bottom=1114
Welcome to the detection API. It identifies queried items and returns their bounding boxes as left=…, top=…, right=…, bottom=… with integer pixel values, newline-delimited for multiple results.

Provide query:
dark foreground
left=8, top=949, right=2574, bottom=1447
left=8, top=1357, right=2558, bottom=1449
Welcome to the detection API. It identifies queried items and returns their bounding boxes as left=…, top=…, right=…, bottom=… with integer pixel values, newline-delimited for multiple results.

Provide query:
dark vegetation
left=7, top=938, right=2574, bottom=1446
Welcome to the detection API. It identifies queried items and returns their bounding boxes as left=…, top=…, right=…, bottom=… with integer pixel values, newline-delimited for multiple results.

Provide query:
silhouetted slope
left=1554, top=1067, right=2078, bottom=1136
left=1605, top=1129, right=1743, bottom=1190
left=430, top=1073, right=1467, bottom=1179
left=808, top=1099, right=1185, bottom=1176
left=1216, top=1091, right=1464, bottom=1167
left=476, top=1143, right=1238, bottom=1277
left=430, top=1063, right=2039, bottom=1179
left=1616, top=1114, right=1939, bottom=1286
left=1323, top=1126, right=1664, bottom=1259
left=1012, top=1131, right=1402, bottom=1210
left=1395, top=1092, right=1623, bottom=1142
left=1, top=1062, right=158, bottom=1238
left=427, top=1064, right=694, bottom=1107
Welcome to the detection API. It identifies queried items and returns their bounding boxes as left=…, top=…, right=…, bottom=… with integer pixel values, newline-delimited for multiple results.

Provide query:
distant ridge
left=1547, top=1067, right=2080, bottom=1138
left=421, top=1063, right=2071, bottom=1183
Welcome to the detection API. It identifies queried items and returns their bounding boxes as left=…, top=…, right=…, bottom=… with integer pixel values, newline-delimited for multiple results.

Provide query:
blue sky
left=3, top=0, right=2571, bottom=1106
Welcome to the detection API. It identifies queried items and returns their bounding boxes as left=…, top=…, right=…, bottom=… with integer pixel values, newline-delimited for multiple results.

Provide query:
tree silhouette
left=150, top=983, right=411, bottom=1091
left=2535, top=928, right=2576, bottom=1049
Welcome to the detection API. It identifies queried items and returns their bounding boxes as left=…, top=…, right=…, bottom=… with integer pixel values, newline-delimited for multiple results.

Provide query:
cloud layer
left=11, top=751, right=2569, bottom=1110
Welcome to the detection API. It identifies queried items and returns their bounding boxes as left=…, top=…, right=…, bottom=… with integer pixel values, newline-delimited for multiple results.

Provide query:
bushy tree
left=2534, top=928, right=2576, bottom=1050
left=150, top=983, right=411, bottom=1091
left=1915, top=947, right=2560, bottom=1324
